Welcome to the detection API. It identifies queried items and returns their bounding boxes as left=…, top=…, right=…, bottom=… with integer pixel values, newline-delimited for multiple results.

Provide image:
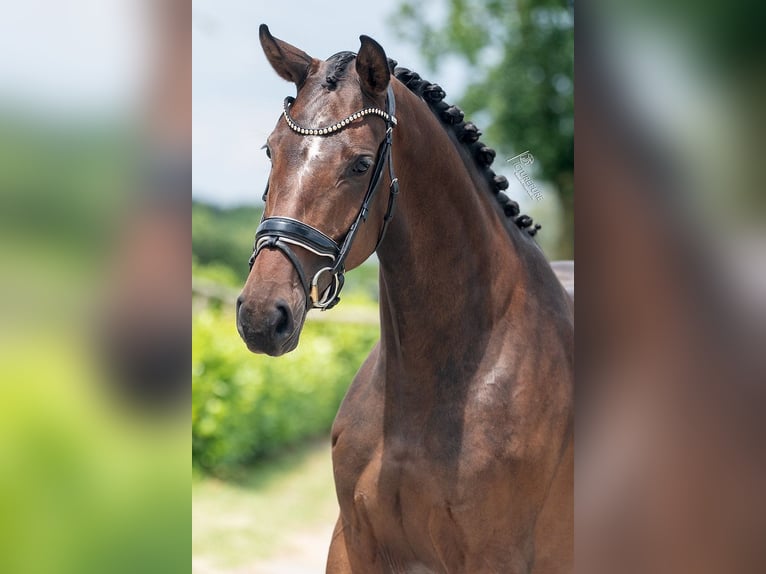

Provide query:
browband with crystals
left=282, top=96, right=397, bottom=136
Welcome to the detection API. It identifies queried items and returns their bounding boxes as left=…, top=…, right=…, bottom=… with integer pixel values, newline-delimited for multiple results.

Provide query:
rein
left=249, top=84, right=399, bottom=311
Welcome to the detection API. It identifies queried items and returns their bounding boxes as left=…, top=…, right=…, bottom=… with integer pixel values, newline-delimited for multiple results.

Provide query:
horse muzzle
left=236, top=295, right=301, bottom=356
left=236, top=251, right=308, bottom=356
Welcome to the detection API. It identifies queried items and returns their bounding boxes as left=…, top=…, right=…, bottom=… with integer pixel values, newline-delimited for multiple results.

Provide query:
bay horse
left=236, top=25, right=573, bottom=574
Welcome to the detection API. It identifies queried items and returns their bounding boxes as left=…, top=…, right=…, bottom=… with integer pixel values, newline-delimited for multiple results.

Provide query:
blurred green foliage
left=192, top=258, right=242, bottom=289
left=192, top=201, right=262, bottom=284
left=192, top=306, right=378, bottom=476
left=0, top=117, right=131, bottom=260
left=392, top=0, right=574, bottom=257
left=0, top=340, right=188, bottom=574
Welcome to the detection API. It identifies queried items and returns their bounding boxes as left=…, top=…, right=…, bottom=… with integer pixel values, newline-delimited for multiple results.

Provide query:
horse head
left=237, top=25, right=397, bottom=356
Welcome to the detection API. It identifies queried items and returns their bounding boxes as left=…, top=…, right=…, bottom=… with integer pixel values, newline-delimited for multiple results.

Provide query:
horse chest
left=333, top=403, right=510, bottom=566
left=330, top=348, right=556, bottom=570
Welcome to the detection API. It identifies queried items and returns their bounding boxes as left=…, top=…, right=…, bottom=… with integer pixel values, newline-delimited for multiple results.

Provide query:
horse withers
left=237, top=25, right=573, bottom=574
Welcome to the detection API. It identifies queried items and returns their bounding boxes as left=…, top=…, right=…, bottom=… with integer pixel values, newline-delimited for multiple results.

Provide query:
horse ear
left=259, top=24, right=314, bottom=86
left=356, top=35, right=390, bottom=97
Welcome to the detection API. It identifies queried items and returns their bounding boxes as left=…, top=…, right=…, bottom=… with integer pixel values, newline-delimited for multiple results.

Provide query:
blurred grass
left=192, top=440, right=337, bottom=571
left=0, top=335, right=188, bottom=574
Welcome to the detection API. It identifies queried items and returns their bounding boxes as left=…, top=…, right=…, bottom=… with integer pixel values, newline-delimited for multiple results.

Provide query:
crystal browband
left=282, top=96, right=397, bottom=136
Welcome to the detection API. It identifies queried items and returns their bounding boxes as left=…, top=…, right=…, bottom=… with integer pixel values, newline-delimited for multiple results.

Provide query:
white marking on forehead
left=306, top=135, right=323, bottom=161
left=296, top=136, right=325, bottom=189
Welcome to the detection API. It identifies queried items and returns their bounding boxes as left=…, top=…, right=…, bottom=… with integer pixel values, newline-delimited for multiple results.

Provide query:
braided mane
left=319, top=51, right=540, bottom=236
left=391, top=62, right=540, bottom=237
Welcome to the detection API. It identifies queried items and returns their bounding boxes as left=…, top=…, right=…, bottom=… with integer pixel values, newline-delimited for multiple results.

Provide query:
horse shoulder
left=332, top=341, right=383, bottom=443
left=331, top=342, right=385, bottom=493
left=464, top=320, right=572, bottom=468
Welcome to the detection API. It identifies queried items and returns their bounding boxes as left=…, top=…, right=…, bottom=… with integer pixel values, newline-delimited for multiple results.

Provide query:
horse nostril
left=274, top=302, right=292, bottom=336
left=236, top=295, right=295, bottom=354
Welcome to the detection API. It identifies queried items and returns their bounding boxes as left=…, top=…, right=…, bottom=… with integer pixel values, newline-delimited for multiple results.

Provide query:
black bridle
left=249, top=84, right=399, bottom=311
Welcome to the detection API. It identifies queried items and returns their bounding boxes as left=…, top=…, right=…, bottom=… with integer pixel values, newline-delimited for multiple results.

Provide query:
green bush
left=192, top=202, right=262, bottom=283
left=192, top=307, right=378, bottom=475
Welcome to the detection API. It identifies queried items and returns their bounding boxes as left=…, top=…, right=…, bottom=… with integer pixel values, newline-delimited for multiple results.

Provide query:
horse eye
left=265, top=147, right=272, bottom=159
left=352, top=157, right=372, bottom=174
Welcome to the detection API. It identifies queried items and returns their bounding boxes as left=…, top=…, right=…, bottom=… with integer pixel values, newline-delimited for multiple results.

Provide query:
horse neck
left=375, top=83, right=540, bottom=380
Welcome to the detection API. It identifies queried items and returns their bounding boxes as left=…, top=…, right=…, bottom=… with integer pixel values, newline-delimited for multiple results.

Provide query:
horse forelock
left=321, top=51, right=357, bottom=90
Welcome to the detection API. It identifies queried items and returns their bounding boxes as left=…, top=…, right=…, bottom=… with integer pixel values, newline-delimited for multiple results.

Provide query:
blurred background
left=0, top=1, right=190, bottom=573
left=576, top=1, right=766, bottom=573
left=192, top=0, right=572, bottom=572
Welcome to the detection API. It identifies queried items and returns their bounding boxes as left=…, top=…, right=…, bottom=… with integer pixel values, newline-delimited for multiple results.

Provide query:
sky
left=192, top=0, right=467, bottom=206
left=0, top=0, right=148, bottom=118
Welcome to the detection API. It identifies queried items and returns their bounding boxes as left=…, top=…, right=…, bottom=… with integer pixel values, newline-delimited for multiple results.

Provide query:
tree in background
left=392, top=0, right=573, bottom=257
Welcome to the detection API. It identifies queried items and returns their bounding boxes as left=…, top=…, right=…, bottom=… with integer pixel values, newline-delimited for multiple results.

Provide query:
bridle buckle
left=310, top=266, right=343, bottom=310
